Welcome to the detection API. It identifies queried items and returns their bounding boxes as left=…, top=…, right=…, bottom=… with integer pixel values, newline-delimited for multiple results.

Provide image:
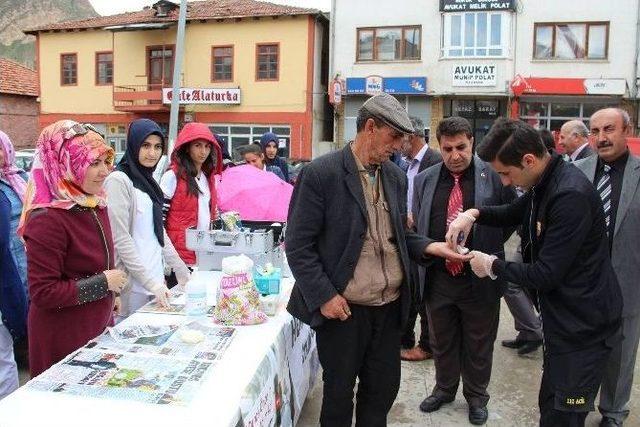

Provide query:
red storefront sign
left=510, top=77, right=626, bottom=96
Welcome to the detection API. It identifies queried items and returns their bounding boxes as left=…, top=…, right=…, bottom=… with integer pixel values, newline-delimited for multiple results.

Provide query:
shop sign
left=365, top=75, right=383, bottom=95
left=440, top=0, right=515, bottom=12
left=346, top=77, right=428, bottom=95
left=329, top=78, right=345, bottom=105
left=511, top=77, right=627, bottom=96
left=162, top=88, right=241, bottom=104
left=452, top=64, right=497, bottom=87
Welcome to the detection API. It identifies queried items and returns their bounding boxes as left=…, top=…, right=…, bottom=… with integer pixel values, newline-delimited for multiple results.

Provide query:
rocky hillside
left=0, top=0, right=97, bottom=67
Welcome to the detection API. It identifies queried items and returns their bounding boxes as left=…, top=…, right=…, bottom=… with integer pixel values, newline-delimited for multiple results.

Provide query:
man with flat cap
left=286, top=93, right=471, bottom=427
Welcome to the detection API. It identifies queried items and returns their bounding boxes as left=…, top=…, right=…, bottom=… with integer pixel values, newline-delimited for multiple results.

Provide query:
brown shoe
left=401, top=346, right=432, bottom=361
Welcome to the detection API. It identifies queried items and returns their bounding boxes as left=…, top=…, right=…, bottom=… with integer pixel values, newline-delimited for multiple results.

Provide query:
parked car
left=14, top=150, right=35, bottom=172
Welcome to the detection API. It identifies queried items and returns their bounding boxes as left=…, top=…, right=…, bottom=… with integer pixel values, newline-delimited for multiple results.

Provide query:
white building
left=512, top=0, right=639, bottom=131
left=330, top=0, right=640, bottom=145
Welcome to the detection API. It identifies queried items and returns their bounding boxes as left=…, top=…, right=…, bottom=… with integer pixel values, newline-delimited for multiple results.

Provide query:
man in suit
left=413, top=117, right=516, bottom=425
left=399, top=116, right=442, bottom=361
left=286, top=93, right=471, bottom=427
left=575, top=108, right=640, bottom=427
left=559, top=120, right=595, bottom=161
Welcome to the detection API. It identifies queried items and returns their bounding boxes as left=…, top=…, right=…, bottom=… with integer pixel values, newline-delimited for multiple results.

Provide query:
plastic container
left=254, top=267, right=281, bottom=295
left=185, top=277, right=207, bottom=317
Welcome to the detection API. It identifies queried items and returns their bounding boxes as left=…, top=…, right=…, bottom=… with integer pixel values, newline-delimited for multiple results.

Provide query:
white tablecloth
left=0, top=272, right=317, bottom=427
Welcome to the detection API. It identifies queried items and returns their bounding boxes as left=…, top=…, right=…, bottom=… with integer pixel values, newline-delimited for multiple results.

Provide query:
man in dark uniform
left=285, top=93, right=470, bottom=427
left=447, top=118, right=622, bottom=426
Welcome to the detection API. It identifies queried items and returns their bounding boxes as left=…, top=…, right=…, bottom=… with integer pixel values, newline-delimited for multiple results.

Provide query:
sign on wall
left=440, top=0, right=516, bottom=12
left=162, top=88, right=241, bottom=104
left=452, top=64, right=497, bottom=87
left=346, top=77, right=427, bottom=95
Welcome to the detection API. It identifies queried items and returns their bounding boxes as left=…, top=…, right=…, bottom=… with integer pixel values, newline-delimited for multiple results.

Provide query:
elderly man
left=399, top=116, right=442, bottom=361
left=559, top=120, right=594, bottom=161
left=286, top=93, right=470, bottom=427
left=575, top=108, right=640, bottom=427
left=413, top=117, right=516, bottom=425
left=448, top=118, right=622, bottom=427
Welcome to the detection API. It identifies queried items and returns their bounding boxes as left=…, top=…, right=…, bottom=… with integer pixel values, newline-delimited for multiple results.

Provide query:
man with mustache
left=574, top=108, right=640, bottom=427
left=413, top=117, right=516, bottom=425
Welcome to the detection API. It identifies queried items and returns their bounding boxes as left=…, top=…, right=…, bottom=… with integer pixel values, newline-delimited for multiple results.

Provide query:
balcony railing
left=113, top=84, right=173, bottom=112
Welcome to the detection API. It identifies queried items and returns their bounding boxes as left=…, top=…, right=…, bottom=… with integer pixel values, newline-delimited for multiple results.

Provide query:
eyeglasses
left=59, top=123, right=105, bottom=162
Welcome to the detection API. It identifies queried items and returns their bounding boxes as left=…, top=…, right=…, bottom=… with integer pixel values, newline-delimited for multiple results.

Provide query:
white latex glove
left=150, top=283, right=171, bottom=308
left=445, top=210, right=476, bottom=250
left=469, top=250, right=498, bottom=280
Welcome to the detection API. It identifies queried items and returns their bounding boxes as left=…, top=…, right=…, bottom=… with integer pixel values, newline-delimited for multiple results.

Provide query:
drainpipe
left=167, top=0, right=188, bottom=157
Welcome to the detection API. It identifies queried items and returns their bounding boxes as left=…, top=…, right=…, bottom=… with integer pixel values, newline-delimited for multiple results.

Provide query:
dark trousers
left=539, top=342, right=612, bottom=427
left=315, top=299, right=402, bottom=427
left=401, top=264, right=431, bottom=350
left=426, top=291, right=500, bottom=407
left=401, top=301, right=430, bottom=350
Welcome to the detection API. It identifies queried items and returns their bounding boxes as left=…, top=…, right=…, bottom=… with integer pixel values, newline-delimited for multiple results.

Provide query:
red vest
left=165, top=168, right=218, bottom=265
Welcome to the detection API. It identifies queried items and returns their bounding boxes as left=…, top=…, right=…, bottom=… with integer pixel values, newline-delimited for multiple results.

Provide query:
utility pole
left=167, top=0, right=188, bottom=157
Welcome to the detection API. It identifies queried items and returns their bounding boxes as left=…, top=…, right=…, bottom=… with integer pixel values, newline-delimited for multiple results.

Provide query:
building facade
left=0, top=58, right=39, bottom=149
left=26, top=0, right=329, bottom=160
left=331, top=0, right=640, bottom=147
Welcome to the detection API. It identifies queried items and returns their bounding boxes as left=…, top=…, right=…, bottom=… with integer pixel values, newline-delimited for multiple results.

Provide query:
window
left=519, top=100, right=616, bottom=130
left=210, top=124, right=291, bottom=160
left=356, top=26, right=421, bottom=61
left=61, top=53, right=77, bottom=85
left=95, top=52, right=113, bottom=85
left=534, top=22, right=609, bottom=59
left=256, top=44, right=279, bottom=81
left=442, top=12, right=508, bottom=57
left=212, top=46, right=233, bottom=82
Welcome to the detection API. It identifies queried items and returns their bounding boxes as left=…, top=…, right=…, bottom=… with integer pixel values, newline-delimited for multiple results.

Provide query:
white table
left=0, top=272, right=318, bottom=426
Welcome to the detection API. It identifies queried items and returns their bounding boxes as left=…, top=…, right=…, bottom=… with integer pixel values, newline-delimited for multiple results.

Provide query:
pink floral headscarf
left=0, top=130, right=28, bottom=202
left=18, top=120, right=114, bottom=235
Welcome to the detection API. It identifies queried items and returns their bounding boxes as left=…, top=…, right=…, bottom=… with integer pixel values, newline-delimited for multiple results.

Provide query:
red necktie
left=445, top=173, right=464, bottom=276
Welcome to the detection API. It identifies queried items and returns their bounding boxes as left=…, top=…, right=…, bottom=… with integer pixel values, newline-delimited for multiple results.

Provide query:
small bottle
left=185, top=277, right=207, bottom=317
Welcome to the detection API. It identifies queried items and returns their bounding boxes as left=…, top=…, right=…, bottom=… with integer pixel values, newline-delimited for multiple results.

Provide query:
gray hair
left=590, top=107, right=631, bottom=129
left=563, top=120, right=589, bottom=138
left=409, top=116, right=425, bottom=137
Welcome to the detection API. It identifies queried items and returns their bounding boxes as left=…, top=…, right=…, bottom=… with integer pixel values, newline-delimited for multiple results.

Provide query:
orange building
left=25, top=0, right=330, bottom=160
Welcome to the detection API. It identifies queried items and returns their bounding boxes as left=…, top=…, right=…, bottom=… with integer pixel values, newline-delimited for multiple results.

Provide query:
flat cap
left=361, top=93, right=414, bottom=134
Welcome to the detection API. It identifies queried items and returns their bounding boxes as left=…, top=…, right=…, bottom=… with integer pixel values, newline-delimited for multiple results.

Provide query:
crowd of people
left=0, top=120, right=290, bottom=395
left=286, top=93, right=638, bottom=427
left=0, top=93, right=638, bottom=427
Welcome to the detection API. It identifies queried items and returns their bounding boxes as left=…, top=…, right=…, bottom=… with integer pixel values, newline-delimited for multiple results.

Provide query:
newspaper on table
left=138, top=290, right=216, bottom=316
left=92, top=320, right=236, bottom=362
left=27, top=349, right=215, bottom=405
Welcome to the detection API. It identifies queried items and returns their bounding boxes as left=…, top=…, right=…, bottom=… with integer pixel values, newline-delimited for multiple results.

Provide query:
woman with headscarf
left=0, top=131, right=28, bottom=289
left=19, top=120, right=127, bottom=377
left=105, top=119, right=190, bottom=318
left=160, top=122, right=223, bottom=266
left=259, top=132, right=289, bottom=183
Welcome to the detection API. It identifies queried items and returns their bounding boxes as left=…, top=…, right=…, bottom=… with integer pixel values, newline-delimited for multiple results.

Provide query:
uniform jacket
left=411, top=157, right=516, bottom=303
left=575, top=153, right=640, bottom=317
left=285, top=145, right=432, bottom=328
left=480, top=155, right=622, bottom=353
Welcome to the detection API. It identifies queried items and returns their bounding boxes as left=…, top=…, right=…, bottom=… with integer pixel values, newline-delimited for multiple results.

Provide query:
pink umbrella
left=216, top=164, right=293, bottom=222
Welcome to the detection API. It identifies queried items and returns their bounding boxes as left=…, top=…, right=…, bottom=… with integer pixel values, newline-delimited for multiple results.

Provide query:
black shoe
left=419, top=395, right=454, bottom=413
left=501, top=338, right=526, bottom=348
left=468, top=406, right=488, bottom=425
left=517, top=339, right=543, bottom=355
left=600, top=417, right=623, bottom=427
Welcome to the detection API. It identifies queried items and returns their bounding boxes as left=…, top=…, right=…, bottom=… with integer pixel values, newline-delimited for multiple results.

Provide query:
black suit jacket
left=285, top=145, right=431, bottom=328
left=410, top=157, right=516, bottom=303
left=418, top=147, right=443, bottom=173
